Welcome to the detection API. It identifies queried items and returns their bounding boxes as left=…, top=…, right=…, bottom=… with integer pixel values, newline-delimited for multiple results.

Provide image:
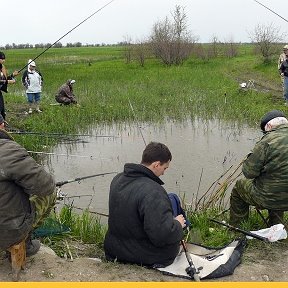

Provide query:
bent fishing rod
left=210, top=218, right=269, bottom=242
left=56, top=171, right=117, bottom=187
left=253, top=0, right=288, bottom=24
left=17, top=0, right=116, bottom=73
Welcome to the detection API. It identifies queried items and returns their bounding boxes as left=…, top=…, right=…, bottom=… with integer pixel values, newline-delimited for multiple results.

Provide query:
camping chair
left=255, top=208, right=287, bottom=230
left=6, top=235, right=28, bottom=281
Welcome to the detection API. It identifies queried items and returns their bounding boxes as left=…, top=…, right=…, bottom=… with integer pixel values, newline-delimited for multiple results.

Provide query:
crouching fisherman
left=0, top=114, right=56, bottom=256
left=104, top=142, right=186, bottom=267
left=55, top=79, right=77, bottom=105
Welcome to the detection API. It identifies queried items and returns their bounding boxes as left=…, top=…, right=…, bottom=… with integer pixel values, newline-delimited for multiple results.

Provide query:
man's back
left=243, top=124, right=288, bottom=210
left=104, top=163, right=183, bottom=266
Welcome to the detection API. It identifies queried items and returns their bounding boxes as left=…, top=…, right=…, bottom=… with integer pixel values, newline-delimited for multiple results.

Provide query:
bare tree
left=249, top=23, right=285, bottom=63
left=123, top=35, right=133, bottom=64
left=223, top=36, right=239, bottom=58
left=150, top=5, right=198, bottom=65
left=209, top=35, right=221, bottom=58
left=132, top=40, right=150, bottom=67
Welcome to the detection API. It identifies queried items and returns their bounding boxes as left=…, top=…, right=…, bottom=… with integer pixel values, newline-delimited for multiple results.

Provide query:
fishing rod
left=128, top=99, right=147, bottom=146
left=17, top=0, right=116, bottom=73
left=72, top=206, right=109, bottom=218
left=253, top=0, right=288, bottom=23
left=210, top=218, right=269, bottom=242
left=8, top=129, right=117, bottom=138
left=181, top=240, right=201, bottom=281
left=56, top=171, right=117, bottom=187
left=27, top=151, right=100, bottom=159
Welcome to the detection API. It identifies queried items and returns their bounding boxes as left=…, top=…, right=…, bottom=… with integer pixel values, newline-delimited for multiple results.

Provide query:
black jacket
left=280, top=59, right=288, bottom=77
left=104, top=163, right=183, bottom=266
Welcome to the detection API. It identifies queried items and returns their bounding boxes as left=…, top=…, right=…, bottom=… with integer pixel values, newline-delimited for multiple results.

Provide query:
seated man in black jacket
left=104, top=142, right=186, bottom=267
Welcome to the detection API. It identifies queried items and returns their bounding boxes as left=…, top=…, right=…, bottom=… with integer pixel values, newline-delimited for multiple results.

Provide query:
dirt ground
left=1, top=240, right=287, bottom=282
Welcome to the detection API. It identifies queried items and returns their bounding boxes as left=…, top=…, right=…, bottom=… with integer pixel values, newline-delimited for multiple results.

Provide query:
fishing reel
left=185, top=266, right=201, bottom=281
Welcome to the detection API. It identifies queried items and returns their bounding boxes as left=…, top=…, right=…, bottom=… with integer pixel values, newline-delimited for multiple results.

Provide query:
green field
left=3, top=45, right=287, bottom=248
left=4, top=45, right=285, bottom=152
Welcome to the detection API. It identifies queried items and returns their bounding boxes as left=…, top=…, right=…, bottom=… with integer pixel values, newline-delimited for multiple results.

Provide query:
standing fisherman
left=22, top=59, right=43, bottom=114
left=0, top=52, right=19, bottom=120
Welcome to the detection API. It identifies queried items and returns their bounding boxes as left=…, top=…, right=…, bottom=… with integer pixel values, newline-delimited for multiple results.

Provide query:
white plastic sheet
left=247, top=224, right=287, bottom=242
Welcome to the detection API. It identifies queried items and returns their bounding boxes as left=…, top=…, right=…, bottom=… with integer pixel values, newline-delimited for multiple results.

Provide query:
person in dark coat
left=0, top=114, right=56, bottom=255
left=55, top=79, right=77, bottom=105
left=104, top=142, right=185, bottom=267
left=0, top=52, right=19, bottom=119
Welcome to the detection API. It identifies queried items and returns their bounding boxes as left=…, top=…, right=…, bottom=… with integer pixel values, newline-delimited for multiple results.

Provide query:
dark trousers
left=0, top=92, right=5, bottom=119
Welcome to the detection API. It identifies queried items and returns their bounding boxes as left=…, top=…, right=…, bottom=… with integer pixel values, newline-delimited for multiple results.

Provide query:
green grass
left=3, top=45, right=287, bottom=250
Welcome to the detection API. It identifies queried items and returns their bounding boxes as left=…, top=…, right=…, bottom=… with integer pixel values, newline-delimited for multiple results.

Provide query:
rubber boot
left=25, top=235, right=41, bottom=257
left=268, top=210, right=284, bottom=226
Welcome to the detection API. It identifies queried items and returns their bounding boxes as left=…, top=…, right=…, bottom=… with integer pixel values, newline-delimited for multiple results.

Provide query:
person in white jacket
left=22, top=59, right=43, bottom=114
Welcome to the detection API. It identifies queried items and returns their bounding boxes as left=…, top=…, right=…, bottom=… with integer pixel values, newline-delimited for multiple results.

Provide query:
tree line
left=1, top=5, right=286, bottom=66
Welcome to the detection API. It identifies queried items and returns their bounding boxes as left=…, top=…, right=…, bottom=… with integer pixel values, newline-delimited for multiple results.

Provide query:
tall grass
left=4, top=45, right=287, bottom=250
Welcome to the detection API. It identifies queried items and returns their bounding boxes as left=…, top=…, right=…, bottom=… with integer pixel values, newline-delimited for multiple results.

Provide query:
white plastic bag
left=247, top=224, right=287, bottom=242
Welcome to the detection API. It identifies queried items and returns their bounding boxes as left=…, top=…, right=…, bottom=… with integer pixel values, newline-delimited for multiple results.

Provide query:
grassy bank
left=3, top=45, right=287, bottom=254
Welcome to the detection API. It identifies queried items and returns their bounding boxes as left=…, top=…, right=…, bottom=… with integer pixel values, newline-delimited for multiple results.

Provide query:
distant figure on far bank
left=22, top=59, right=43, bottom=114
left=279, top=48, right=288, bottom=105
left=278, top=45, right=288, bottom=96
left=55, top=79, right=77, bottom=105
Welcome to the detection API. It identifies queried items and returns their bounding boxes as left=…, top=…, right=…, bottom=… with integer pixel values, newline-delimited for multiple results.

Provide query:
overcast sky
left=2, top=0, right=288, bottom=46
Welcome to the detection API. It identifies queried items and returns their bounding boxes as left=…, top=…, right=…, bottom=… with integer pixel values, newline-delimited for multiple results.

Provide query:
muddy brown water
left=44, top=119, right=260, bottom=218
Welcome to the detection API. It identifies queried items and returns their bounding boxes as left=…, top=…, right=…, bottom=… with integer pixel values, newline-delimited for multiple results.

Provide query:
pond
left=44, top=119, right=260, bottom=218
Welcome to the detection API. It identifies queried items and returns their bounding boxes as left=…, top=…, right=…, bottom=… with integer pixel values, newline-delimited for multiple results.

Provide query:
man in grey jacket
left=0, top=114, right=56, bottom=255
left=104, top=142, right=186, bottom=267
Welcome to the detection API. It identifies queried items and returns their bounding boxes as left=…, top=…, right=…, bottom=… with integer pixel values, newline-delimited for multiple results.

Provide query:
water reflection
left=44, top=119, right=260, bottom=216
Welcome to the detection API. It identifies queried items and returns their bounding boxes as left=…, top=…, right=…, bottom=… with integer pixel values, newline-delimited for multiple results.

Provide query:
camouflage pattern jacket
left=0, top=129, right=55, bottom=249
left=242, top=124, right=288, bottom=210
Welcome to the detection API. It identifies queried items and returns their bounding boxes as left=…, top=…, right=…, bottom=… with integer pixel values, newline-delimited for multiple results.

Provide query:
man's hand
left=175, top=214, right=186, bottom=228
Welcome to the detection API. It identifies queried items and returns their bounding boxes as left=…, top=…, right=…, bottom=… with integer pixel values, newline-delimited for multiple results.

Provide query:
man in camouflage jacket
left=230, top=110, right=288, bottom=226
left=0, top=115, right=56, bottom=255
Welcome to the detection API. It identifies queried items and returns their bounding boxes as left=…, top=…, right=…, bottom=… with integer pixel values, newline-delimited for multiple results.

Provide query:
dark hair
left=0, top=52, right=5, bottom=60
left=141, top=142, right=172, bottom=165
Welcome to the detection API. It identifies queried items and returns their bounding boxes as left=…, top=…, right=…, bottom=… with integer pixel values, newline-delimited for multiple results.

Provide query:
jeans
left=27, top=92, right=41, bottom=104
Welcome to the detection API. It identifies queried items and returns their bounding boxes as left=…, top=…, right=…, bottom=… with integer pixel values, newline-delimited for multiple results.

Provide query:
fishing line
left=253, top=0, right=288, bottom=23
left=128, top=99, right=147, bottom=146
left=17, top=0, right=116, bottom=73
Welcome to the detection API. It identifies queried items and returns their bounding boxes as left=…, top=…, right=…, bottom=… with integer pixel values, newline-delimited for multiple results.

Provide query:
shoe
left=25, top=237, right=41, bottom=257
left=35, top=108, right=42, bottom=113
left=28, top=108, right=33, bottom=114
